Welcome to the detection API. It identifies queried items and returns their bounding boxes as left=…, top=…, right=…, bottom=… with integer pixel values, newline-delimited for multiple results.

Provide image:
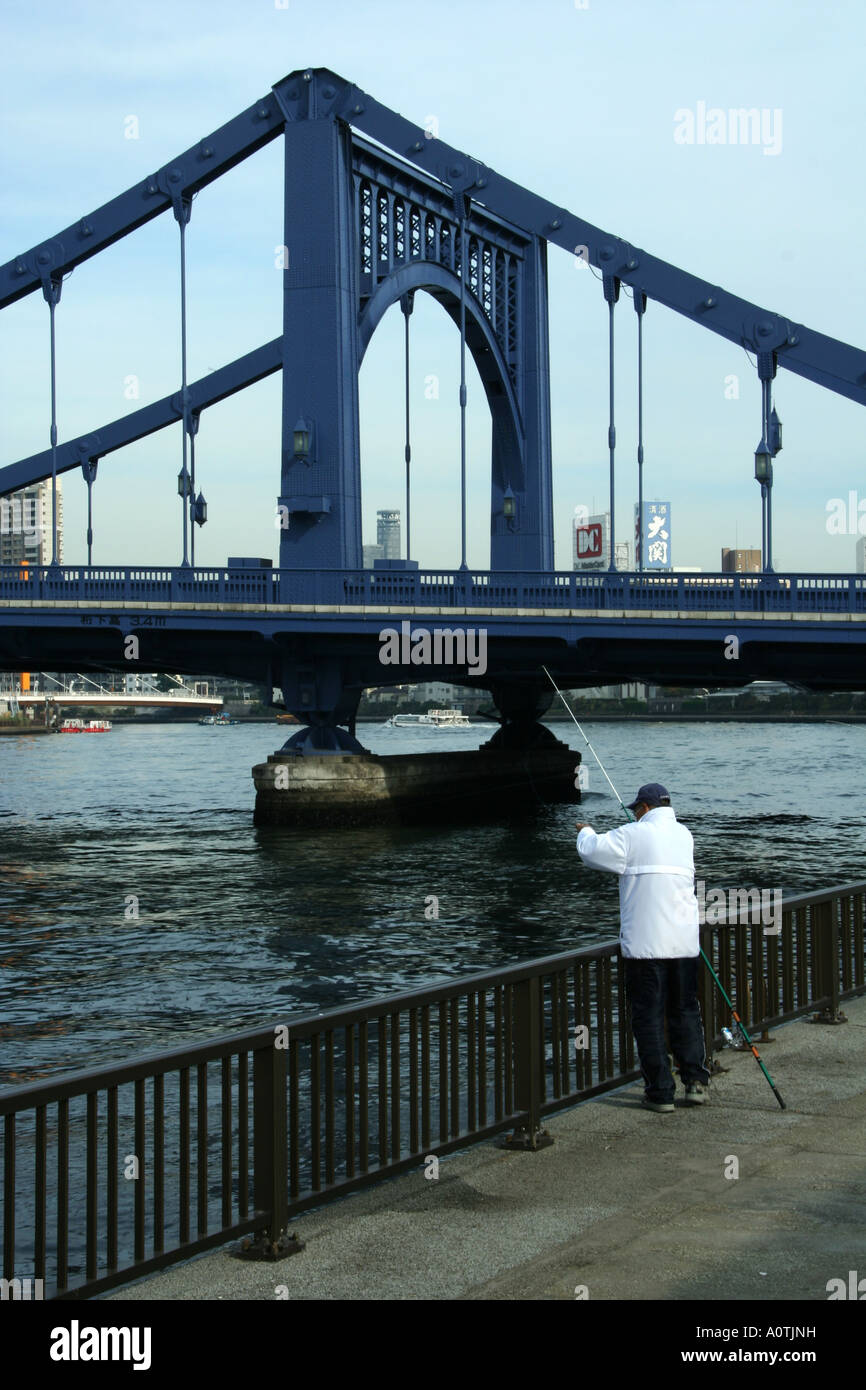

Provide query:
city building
left=377, top=509, right=401, bottom=559
left=721, top=548, right=760, bottom=573
left=362, top=544, right=384, bottom=568
left=857, top=536, right=866, bottom=573
left=411, top=681, right=464, bottom=704
left=0, top=479, right=63, bottom=565
left=571, top=683, right=648, bottom=700
left=124, top=674, right=160, bottom=695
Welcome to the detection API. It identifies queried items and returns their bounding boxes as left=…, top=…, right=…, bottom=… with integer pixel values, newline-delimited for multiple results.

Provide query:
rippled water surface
left=1, top=720, right=862, bottom=1083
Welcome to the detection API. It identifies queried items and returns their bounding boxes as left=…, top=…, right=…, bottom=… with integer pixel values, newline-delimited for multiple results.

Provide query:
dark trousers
left=624, top=956, right=710, bottom=1103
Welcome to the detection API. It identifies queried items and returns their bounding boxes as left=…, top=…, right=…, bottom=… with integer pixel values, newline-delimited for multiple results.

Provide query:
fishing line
left=540, top=665, right=632, bottom=817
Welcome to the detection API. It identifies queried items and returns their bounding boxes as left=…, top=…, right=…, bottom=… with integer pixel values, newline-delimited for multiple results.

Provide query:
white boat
left=84, top=719, right=112, bottom=732
left=388, top=708, right=473, bottom=728
left=59, top=719, right=86, bottom=733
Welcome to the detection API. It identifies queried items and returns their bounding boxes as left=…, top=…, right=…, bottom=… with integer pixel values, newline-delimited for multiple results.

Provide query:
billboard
left=574, top=513, right=609, bottom=570
left=635, top=501, right=672, bottom=569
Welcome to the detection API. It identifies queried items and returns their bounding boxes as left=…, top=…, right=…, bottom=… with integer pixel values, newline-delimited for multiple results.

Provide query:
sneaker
left=684, top=1084, right=706, bottom=1105
left=642, top=1097, right=675, bottom=1113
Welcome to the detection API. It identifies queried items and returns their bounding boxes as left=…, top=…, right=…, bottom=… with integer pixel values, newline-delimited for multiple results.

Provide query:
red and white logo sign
left=576, top=523, right=603, bottom=558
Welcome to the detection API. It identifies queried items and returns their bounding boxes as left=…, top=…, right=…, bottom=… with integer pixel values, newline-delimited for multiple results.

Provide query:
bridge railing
left=1, top=881, right=863, bottom=1300
left=1, top=566, right=865, bottom=613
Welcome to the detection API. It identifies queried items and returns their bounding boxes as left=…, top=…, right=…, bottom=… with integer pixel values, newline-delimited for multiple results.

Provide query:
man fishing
left=575, top=783, right=711, bottom=1113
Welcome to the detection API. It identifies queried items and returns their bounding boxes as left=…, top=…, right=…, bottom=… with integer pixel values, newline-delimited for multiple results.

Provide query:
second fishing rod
left=541, top=665, right=786, bottom=1111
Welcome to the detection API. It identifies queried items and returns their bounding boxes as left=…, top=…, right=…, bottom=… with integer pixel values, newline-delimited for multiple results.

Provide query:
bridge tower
left=271, top=70, right=554, bottom=739
left=274, top=70, right=553, bottom=577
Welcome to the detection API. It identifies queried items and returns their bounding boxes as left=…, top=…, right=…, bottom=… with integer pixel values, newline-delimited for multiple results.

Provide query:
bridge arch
left=358, top=260, right=526, bottom=540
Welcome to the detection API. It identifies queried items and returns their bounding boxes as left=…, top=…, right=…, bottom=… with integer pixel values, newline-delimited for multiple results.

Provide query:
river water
left=0, top=719, right=863, bottom=1086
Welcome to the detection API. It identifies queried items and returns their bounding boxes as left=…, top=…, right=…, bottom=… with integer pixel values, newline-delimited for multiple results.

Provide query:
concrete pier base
left=252, top=736, right=580, bottom=827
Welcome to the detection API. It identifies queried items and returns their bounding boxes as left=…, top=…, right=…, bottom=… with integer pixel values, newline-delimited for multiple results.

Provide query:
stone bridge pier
left=252, top=654, right=580, bottom=827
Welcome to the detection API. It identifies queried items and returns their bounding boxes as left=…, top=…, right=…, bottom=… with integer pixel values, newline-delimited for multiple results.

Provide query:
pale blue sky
left=2, top=0, right=865, bottom=571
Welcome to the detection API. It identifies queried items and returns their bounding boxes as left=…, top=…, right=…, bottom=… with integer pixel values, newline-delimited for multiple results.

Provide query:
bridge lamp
left=754, top=439, right=774, bottom=573
left=503, top=484, right=517, bottom=530
left=754, top=440, right=772, bottom=485
left=177, top=467, right=191, bottom=498
left=193, top=491, right=207, bottom=527
left=293, top=416, right=314, bottom=464
left=769, top=407, right=782, bottom=456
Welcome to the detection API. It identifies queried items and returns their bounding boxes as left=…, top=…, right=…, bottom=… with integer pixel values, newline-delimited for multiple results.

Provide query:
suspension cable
left=44, top=275, right=63, bottom=566
left=634, top=291, right=647, bottom=573
left=189, top=420, right=197, bottom=568
left=401, top=292, right=414, bottom=562
left=175, top=200, right=192, bottom=568
left=459, top=216, right=468, bottom=570
left=603, top=275, right=620, bottom=571
left=179, top=216, right=189, bottom=567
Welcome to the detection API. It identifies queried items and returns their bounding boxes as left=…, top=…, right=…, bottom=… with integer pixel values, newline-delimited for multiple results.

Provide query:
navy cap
left=627, top=782, right=670, bottom=811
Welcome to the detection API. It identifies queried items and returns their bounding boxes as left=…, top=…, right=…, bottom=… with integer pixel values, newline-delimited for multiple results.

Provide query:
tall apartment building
left=856, top=536, right=866, bottom=573
left=0, top=479, right=63, bottom=565
left=377, top=509, right=401, bottom=559
left=721, top=547, right=760, bottom=573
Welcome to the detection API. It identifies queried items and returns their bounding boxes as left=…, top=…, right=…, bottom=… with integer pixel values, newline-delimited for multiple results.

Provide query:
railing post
left=811, top=901, right=848, bottom=1025
left=238, top=1038, right=304, bottom=1261
left=504, top=975, right=552, bottom=1151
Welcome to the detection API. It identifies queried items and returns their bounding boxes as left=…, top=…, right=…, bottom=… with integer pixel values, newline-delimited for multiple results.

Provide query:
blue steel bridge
left=2, top=68, right=866, bottom=746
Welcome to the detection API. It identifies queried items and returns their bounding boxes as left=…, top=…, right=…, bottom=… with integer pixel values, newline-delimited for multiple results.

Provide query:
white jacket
left=576, top=806, right=699, bottom=958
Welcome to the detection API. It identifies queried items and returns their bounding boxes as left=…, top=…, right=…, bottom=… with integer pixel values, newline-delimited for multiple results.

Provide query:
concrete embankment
left=109, top=994, right=866, bottom=1302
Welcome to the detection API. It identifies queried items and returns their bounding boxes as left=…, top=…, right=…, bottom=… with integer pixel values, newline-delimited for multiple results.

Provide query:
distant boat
left=59, top=718, right=111, bottom=732
left=59, top=719, right=85, bottom=733
left=198, top=713, right=237, bottom=726
left=84, top=719, right=112, bottom=733
left=387, top=708, right=493, bottom=729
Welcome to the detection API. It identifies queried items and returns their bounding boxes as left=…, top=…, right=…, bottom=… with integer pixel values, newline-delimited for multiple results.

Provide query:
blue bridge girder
left=4, top=65, right=866, bottom=578
left=1, top=567, right=864, bottom=696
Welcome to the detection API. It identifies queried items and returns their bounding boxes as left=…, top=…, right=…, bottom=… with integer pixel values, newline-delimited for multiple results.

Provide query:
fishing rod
left=541, top=664, right=787, bottom=1112
left=698, top=955, right=786, bottom=1109
left=540, top=665, right=632, bottom=816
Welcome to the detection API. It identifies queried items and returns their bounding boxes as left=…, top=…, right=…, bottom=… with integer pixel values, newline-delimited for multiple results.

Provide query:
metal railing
left=1, top=882, right=864, bottom=1300
left=1, top=565, right=865, bottom=614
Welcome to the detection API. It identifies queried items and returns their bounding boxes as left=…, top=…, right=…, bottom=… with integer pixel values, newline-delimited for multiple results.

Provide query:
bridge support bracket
left=501, top=1125, right=554, bottom=1152
left=809, top=1007, right=848, bottom=1025
left=234, top=1230, right=306, bottom=1262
